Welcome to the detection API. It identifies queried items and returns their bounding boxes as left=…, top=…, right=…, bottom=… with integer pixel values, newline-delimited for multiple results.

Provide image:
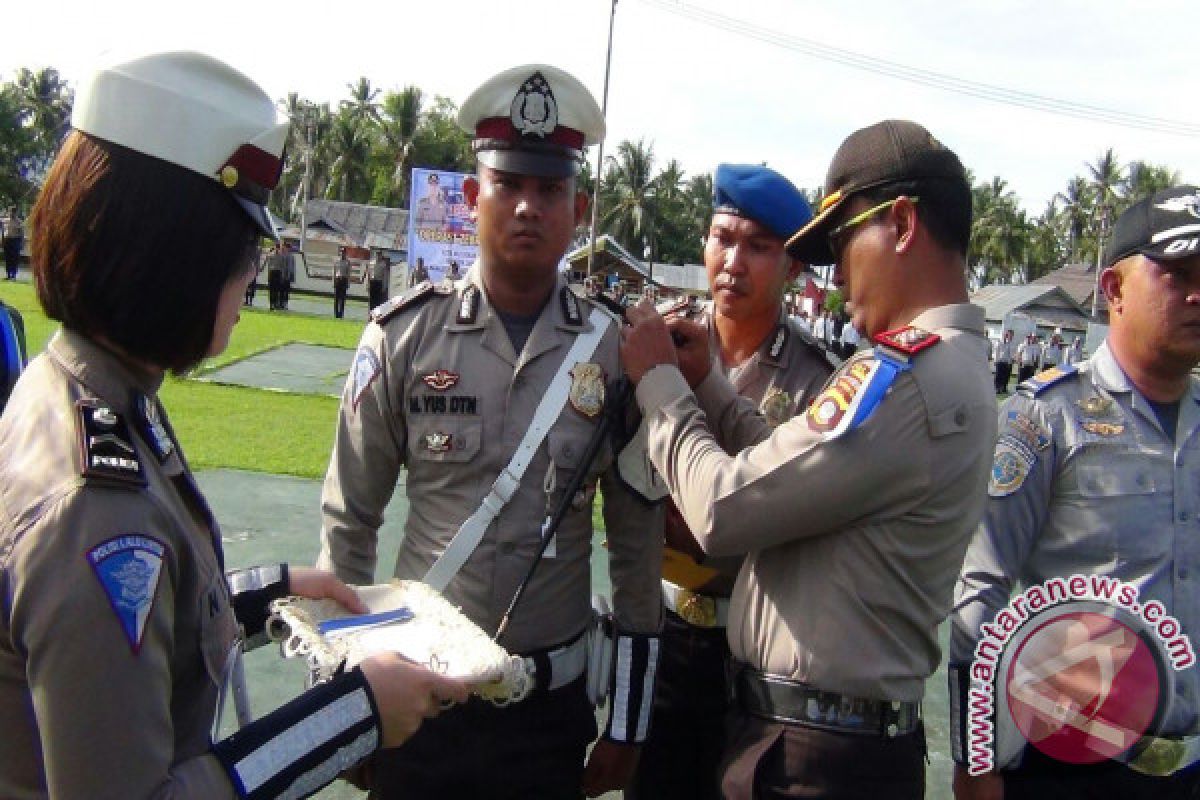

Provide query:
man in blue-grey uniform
left=630, top=163, right=836, bottom=800
left=950, top=185, right=1200, bottom=799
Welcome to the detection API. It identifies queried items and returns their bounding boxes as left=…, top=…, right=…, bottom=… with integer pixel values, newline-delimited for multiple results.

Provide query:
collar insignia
left=422, top=369, right=460, bottom=391
left=767, top=325, right=788, bottom=361
left=135, top=394, right=174, bottom=462
left=569, top=363, right=606, bottom=418
left=510, top=71, right=558, bottom=138
left=560, top=287, right=583, bottom=326
left=457, top=285, right=480, bottom=325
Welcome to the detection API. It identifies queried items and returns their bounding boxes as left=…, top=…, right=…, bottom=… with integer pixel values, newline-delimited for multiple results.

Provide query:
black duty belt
left=734, top=668, right=920, bottom=738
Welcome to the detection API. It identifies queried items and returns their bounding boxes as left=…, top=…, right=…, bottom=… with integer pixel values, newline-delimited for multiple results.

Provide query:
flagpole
left=587, top=0, right=618, bottom=279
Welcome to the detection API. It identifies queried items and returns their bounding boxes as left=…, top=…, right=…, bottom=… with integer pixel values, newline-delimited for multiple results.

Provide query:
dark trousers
left=630, top=612, right=729, bottom=800
left=995, top=361, right=1013, bottom=393
left=333, top=277, right=349, bottom=318
left=281, top=279, right=291, bottom=309
left=267, top=271, right=284, bottom=309
left=1003, top=745, right=1200, bottom=799
left=3, top=237, right=20, bottom=279
left=244, top=279, right=257, bottom=306
left=1018, top=363, right=1037, bottom=384
left=365, top=676, right=596, bottom=799
left=368, top=279, right=385, bottom=310
left=720, top=711, right=925, bottom=799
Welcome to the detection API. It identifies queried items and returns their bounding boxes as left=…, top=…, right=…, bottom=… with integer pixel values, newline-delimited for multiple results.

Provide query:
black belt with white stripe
left=734, top=668, right=920, bottom=738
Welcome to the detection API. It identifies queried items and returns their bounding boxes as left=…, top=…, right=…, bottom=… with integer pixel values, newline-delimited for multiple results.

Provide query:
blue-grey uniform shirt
left=952, top=340, right=1200, bottom=750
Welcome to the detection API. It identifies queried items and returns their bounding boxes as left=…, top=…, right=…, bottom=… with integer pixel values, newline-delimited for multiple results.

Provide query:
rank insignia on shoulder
left=350, top=347, right=383, bottom=410
left=569, top=362, right=606, bottom=418
left=77, top=401, right=146, bottom=488
left=1019, top=364, right=1078, bottom=395
left=371, top=280, right=447, bottom=324
left=872, top=325, right=940, bottom=358
left=87, top=534, right=167, bottom=652
left=422, top=369, right=460, bottom=391
left=560, top=287, right=583, bottom=326
left=457, top=284, right=481, bottom=325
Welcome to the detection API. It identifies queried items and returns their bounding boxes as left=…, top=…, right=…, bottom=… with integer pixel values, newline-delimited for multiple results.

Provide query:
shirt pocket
left=1074, top=456, right=1168, bottom=562
left=198, top=568, right=239, bottom=689
left=409, top=418, right=483, bottom=464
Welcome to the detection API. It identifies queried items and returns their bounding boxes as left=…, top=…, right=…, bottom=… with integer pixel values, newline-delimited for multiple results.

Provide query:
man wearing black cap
left=631, top=163, right=836, bottom=800
left=620, top=119, right=996, bottom=796
left=318, top=64, right=663, bottom=799
left=950, top=185, right=1200, bottom=799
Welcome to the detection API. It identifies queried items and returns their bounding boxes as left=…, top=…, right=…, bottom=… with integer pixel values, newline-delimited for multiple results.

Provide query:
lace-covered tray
left=268, top=580, right=532, bottom=704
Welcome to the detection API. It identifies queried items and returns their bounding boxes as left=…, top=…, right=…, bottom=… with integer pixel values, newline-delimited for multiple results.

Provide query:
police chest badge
left=87, top=534, right=167, bottom=653
left=760, top=388, right=793, bottom=428
left=510, top=71, right=558, bottom=137
left=569, top=363, right=605, bottom=418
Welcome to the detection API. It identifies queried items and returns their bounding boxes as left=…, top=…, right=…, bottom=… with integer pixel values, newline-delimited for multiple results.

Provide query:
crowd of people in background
left=993, top=327, right=1085, bottom=392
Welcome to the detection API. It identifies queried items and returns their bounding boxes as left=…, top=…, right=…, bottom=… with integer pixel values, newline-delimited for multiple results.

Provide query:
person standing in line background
left=407, top=256, right=429, bottom=288
left=3, top=207, right=23, bottom=281
left=993, top=329, right=1017, bottom=393
left=333, top=246, right=351, bottom=318
left=1016, top=332, right=1041, bottom=384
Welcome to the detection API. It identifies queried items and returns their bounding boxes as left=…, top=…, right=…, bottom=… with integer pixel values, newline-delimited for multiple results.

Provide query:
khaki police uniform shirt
left=636, top=303, right=996, bottom=702
left=662, top=307, right=836, bottom=594
left=318, top=268, right=663, bottom=652
left=0, top=331, right=236, bottom=799
left=952, top=341, right=1200, bottom=739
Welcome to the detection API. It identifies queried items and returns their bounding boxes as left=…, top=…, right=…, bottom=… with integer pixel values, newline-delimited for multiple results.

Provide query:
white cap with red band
left=71, top=50, right=290, bottom=240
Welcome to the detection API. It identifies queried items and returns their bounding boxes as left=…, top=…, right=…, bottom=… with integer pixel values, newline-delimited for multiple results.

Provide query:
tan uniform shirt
left=662, top=307, right=836, bottom=593
left=318, top=268, right=663, bottom=652
left=0, top=331, right=236, bottom=799
left=636, top=303, right=996, bottom=702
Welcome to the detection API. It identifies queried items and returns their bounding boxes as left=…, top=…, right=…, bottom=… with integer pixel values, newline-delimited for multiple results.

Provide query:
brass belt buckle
left=677, top=589, right=718, bottom=627
left=1129, top=736, right=1185, bottom=777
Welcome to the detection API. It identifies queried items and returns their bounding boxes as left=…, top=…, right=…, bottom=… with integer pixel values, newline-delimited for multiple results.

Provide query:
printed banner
left=407, top=168, right=479, bottom=283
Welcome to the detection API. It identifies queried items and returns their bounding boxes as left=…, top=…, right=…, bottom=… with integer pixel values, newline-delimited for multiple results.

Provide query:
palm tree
left=599, top=138, right=658, bottom=253
left=13, top=67, right=72, bottom=150
left=1086, top=148, right=1124, bottom=211
left=379, top=86, right=424, bottom=201
left=325, top=110, right=373, bottom=202
left=340, top=77, right=381, bottom=129
left=1054, top=176, right=1092, bottom=263
left=1123, top=161, right=1179, bottom=205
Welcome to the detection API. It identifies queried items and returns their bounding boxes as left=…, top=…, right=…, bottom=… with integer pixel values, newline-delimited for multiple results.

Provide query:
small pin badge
left=424, top=432, right=453, bottom=453
left=422, top=369, right=460, bottom=391
left=1076, top=395, right=1113, bottom=417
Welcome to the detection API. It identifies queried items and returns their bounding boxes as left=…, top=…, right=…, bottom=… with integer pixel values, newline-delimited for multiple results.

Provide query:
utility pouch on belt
left=587, top=593, right=615, bottom=707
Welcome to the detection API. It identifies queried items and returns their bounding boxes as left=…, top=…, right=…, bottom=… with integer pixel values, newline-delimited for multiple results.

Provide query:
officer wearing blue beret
left=630, top=163, right=838, bottom=800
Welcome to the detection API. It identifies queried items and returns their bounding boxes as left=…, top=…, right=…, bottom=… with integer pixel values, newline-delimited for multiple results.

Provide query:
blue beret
left=712, top=164, right=813, bottom=242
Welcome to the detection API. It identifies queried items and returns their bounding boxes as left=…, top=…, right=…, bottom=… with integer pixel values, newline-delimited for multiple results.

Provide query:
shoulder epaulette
left=872, top=325, right=940, bottom=364
left=583, top=293, right=624, bottom=326
left=77, top=400, right=146, bottom=489
left=1018, top=364, right=1078, bottom=396
left=370, top=280, right=451, bottom=325
left=560, top=286, right=584, bottom=326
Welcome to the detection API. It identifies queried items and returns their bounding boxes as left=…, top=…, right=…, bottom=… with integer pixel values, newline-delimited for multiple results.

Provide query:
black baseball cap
left=785, top=119, right=968, bottom=264
left=1104, top=186, right=1200, bottom=267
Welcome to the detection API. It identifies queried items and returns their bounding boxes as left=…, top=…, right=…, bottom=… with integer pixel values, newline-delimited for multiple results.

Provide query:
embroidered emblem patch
left=988, top=435, right=1037, bottom=497
left=87, top=534, right=166, bottom=653
left=760, top=388, right=793, bottom=428
left=350, top=347, right=383, bottom=410
left=510, top=71, right=558, bottom=137
left=806, top=358, right=892, bottom=439
left=1004, top=410, right=1051, bottom=451
left=424, top=431, right=452, bottom=453
left=569, top=363, right=606, bottom=418
left=422, top=369, right=460, bottom=391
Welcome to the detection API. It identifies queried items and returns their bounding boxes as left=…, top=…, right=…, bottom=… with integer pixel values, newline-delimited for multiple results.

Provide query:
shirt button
left=1179, top=568, right=1190, bottom=581
left=499, top=542, right=515, bottom=555
left=1181, top=511, right=1190, bottom=523
left=563, top=444, right=575, bottom=459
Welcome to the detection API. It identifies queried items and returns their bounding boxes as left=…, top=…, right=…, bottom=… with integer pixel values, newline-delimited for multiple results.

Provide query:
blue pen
left=318, top=607, right=414, bottom=636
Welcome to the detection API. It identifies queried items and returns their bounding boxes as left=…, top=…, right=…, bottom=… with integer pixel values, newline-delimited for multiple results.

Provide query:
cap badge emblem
left=1154, top=193, right=1200, bottom=219
left=510, top=71, right=558, bottom=138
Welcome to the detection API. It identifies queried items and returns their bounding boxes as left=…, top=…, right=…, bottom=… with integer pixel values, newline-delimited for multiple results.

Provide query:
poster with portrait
left=407, top=168, right=479, bottom=283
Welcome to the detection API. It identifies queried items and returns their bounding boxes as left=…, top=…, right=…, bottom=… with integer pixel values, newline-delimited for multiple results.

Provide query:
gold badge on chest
left=568, top=363, right=606, bottom=418
left=760, top=388, right=793, bottom=428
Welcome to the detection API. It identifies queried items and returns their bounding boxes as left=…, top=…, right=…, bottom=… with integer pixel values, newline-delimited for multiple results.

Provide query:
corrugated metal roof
left=970, top=284, right=1090, bottom=328
left=303, top=199, right=410, bottom=248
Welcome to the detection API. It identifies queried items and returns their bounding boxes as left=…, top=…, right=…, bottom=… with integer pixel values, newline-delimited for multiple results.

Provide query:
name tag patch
left=87, top=534, right=166, bottom=653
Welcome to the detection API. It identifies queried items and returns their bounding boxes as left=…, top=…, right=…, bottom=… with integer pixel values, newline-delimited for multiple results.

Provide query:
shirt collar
left=48, top=328, right=165, bottom=411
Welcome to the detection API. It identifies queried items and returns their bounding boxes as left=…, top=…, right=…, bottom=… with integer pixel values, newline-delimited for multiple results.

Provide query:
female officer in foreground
left=0, top=50, right=467, bottom=799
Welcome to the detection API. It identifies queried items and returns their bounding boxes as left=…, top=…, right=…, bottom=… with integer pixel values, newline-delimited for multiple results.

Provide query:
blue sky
left=4, top=0, right=1196, bottom=213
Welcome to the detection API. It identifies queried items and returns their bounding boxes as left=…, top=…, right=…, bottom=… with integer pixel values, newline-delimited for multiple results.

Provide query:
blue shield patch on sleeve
left=87, top=535, right=166, bottom=653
